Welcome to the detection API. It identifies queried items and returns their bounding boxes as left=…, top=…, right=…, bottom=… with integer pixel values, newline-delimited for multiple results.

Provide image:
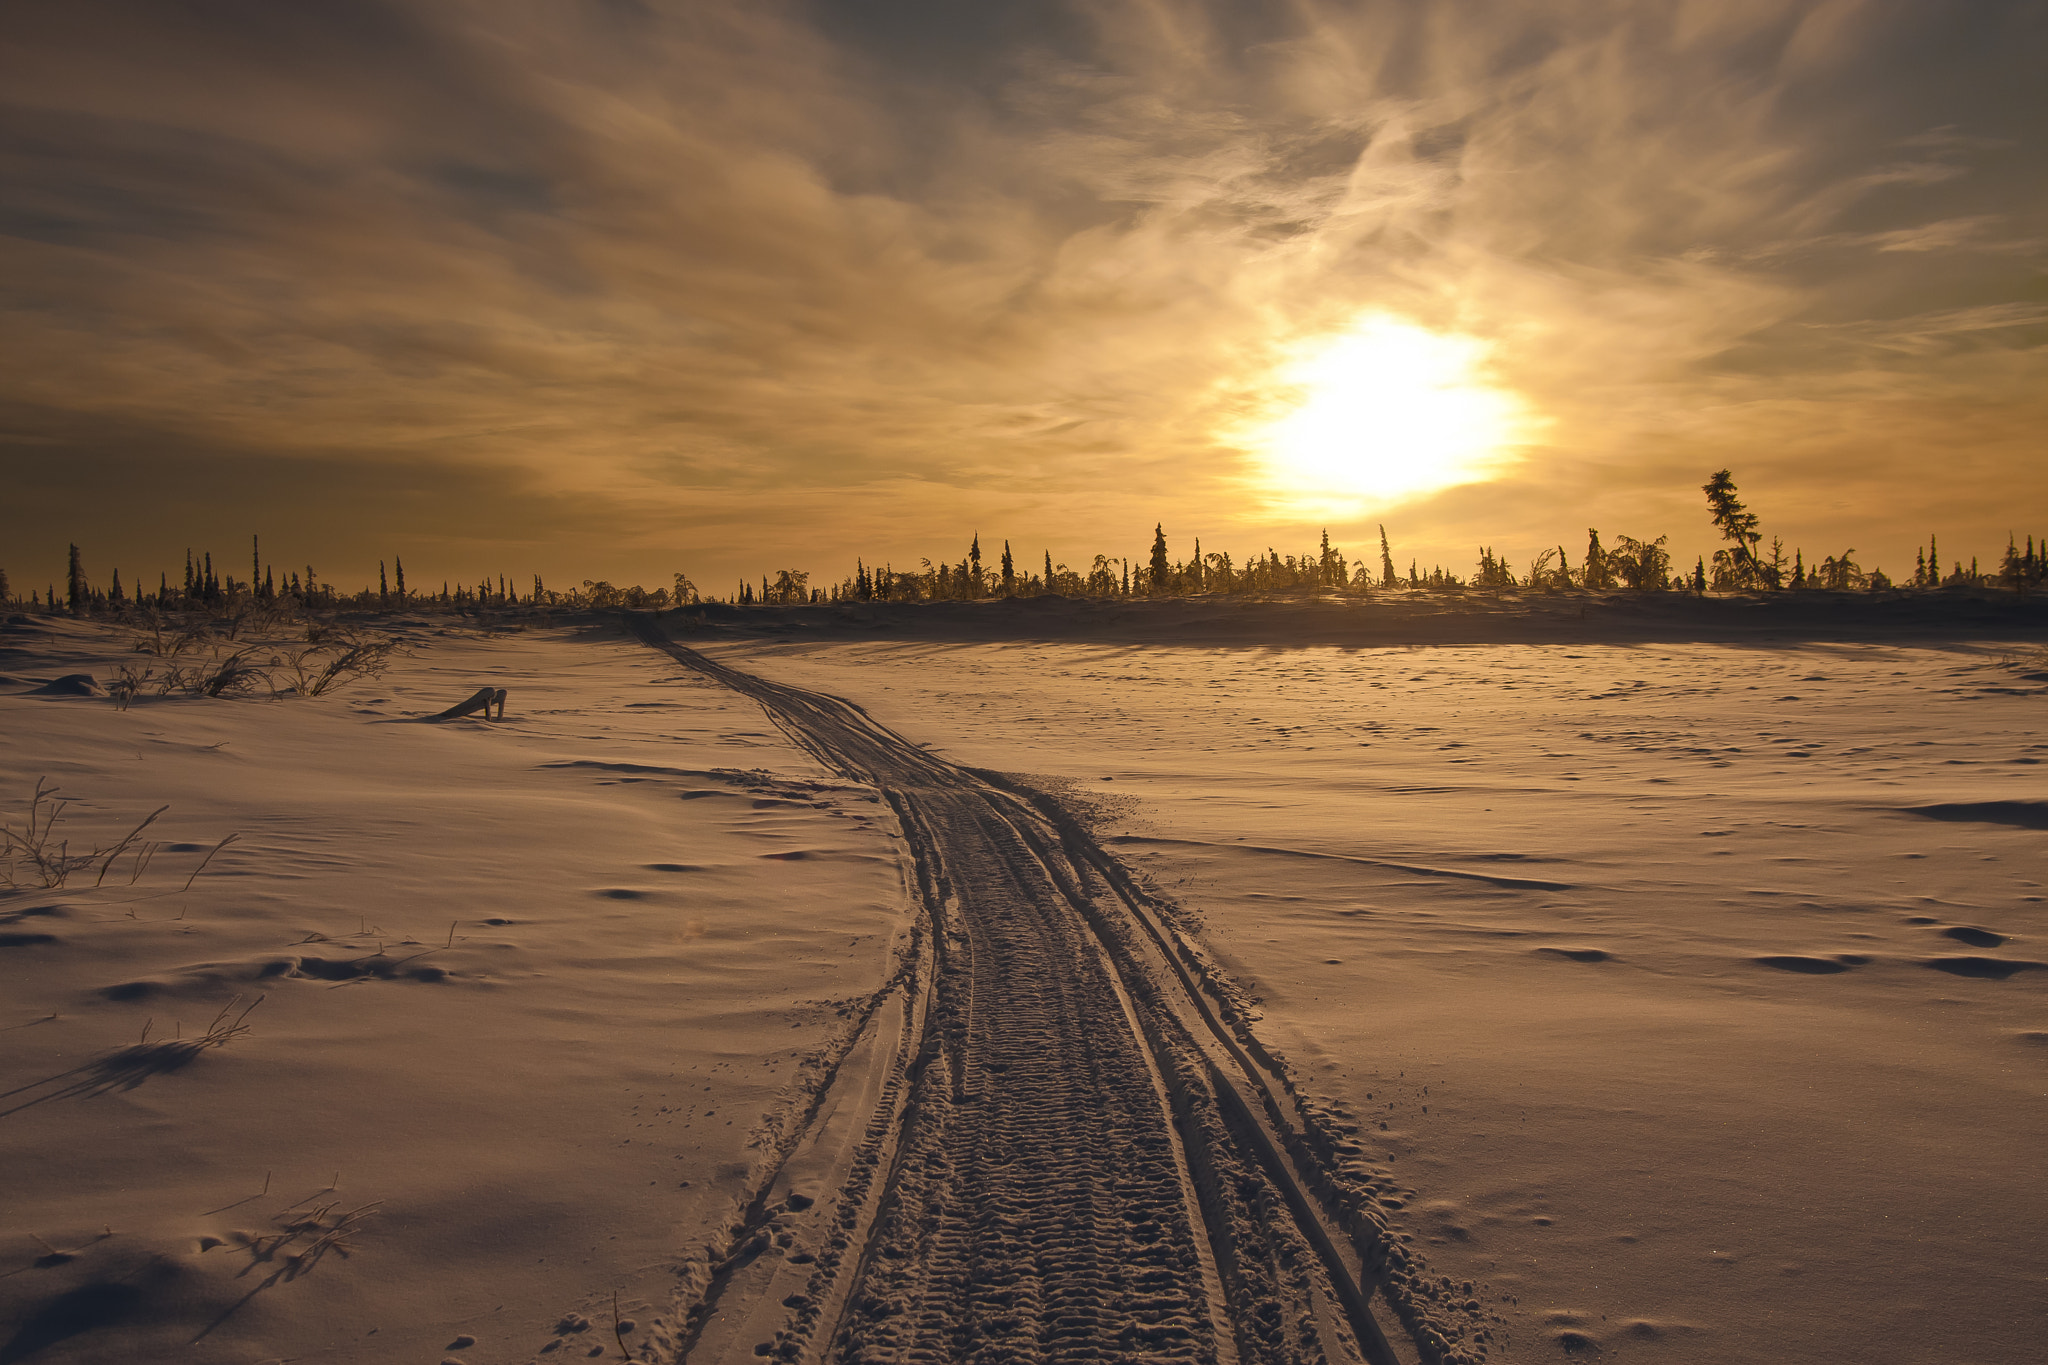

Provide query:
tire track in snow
left=632, top=620, right=1486, bottom=1365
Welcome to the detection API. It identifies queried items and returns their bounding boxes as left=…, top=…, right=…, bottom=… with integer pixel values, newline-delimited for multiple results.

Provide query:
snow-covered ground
left=706, top=633, right=2048, bottom=1365
left=0, top=615, right=910, bottom=1364
left=3, top=609, right=2044, bottom=1364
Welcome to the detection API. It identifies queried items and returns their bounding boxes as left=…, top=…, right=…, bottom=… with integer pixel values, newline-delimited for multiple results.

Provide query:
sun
left=1244, top=314, right=1533, bottom=505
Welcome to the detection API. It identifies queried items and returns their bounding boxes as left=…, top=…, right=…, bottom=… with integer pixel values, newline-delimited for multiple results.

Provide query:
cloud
left=0, top=0, right=2041, bottom=589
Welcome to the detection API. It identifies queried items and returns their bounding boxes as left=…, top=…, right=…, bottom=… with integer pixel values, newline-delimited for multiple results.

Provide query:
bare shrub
left=194, top=648, right=271, bottom=698
left=1, top=778, right=217, bottom=891
left=120, top=622, right=402, bottom=703
left=109, top=664, right=156, bottom=710
left=0, top=995, right=264, bottom=1117
left=130, top=610, right=214, bottom=658
left=225, top=1193, right=379, bottom=1287
left=270, top=636, right=397, bottom=697
left=112, top=995, right=264, bottom=1076
left=305, top=640, right=395, bottom=695
left=1, top=778, right=79, bottom=889
left=2000, top=645, right=2048, bottom=676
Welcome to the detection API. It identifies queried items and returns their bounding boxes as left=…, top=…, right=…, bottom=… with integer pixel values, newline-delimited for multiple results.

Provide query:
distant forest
left=10, top=472, right=2045, bottom=618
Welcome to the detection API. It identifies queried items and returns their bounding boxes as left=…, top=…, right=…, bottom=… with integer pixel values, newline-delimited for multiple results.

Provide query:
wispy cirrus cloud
left=0, top=0, right=2041, bottom=589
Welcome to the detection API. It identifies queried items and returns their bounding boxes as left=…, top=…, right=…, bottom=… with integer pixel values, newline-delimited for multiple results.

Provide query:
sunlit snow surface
left=0, top=617, right=909, bottom=1363
left=713, top=635, right=2048, bottom=1365
left=2, top=615, right=2043, bottom=1364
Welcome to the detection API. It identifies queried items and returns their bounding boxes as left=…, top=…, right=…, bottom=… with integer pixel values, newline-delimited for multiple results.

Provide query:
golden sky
left=2, top=1, right=2043, bottom=593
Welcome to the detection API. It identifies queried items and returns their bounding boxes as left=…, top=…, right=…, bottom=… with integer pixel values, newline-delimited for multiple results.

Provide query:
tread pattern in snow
left=631, top=621, right=1479, bottom=1365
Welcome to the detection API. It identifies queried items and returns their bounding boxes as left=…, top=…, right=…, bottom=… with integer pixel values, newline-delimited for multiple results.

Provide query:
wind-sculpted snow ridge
left=630, top=617, right=1502, bottom=1365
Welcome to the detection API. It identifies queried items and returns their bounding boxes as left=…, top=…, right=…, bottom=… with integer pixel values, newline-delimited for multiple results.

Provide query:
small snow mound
left=23, top=673, right=105, bottom=697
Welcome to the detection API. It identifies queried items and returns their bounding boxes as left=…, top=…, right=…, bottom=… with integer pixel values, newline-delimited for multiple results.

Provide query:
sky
left=2, top=0, right=2043, bottom=597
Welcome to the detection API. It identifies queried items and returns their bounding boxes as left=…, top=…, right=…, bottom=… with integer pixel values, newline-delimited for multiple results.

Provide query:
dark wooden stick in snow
left=426, top=686, right=507, bottom=722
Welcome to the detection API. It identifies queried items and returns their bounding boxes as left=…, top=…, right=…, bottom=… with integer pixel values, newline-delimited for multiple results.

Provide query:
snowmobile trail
left=632, top=620, right=1489, bottom=1365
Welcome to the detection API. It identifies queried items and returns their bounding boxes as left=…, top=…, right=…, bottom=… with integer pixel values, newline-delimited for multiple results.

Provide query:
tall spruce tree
left=66, top=544, right=84, bottom=616
left=1000, top=540, right=1015, bottom=594
left=1378, top=525, right=1397, bottom=589
left=1149, top=524, right=1170, bottom=594
left=1702, top=468, right=1771, bottom=588
left=1584, top=529, right=1610, bottom=590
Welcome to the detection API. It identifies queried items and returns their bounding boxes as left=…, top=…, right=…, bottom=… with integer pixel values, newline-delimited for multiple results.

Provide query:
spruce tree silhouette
left=1702, top=469, right=1776, bottom=588
left=65, top=544, right=84, bottom=616
left=1378, top=525, right=1397, bottom=589
left=1149, top=524, right=1170, bottom=595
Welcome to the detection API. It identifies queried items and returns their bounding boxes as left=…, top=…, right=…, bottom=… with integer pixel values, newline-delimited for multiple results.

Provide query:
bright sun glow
left=1247, top=314, right=1532, bottom=504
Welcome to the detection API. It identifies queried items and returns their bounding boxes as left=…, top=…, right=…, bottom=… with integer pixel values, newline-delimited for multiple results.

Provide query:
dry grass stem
left=181, top=831, right=241, bottom=892
left=0, top=995, right=263, bottom=1117
left=93, top=805, right=168, bottom=886
left=2, top=779, right=76, bottom=889
left=5, top=781, right=224, bottom=892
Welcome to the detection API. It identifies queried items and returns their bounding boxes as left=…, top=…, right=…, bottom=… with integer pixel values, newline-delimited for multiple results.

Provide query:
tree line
left=0, top=534, right=705, bottom=619
left=7, top=472, right=2042, bottom=620
left=763, top=471, right=2041, bottom=605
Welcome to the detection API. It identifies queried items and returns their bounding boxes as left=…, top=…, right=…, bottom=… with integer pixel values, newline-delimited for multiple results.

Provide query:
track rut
left=631, top=621, right=1492, bottom=1365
